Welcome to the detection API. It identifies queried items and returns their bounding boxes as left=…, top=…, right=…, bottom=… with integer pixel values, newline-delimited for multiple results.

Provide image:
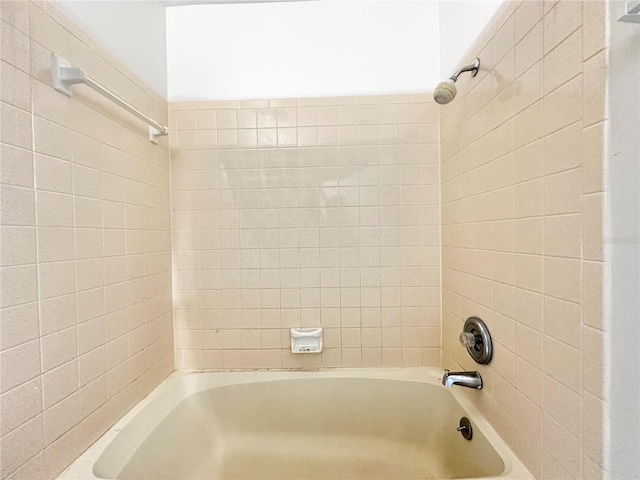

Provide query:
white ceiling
left=166, top=1, right=441, bottom=101
left=53, top=0, right=506, bottom=102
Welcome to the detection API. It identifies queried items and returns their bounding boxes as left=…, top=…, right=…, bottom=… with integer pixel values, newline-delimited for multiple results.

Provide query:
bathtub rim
left=58, top=367, right=533, bottom=480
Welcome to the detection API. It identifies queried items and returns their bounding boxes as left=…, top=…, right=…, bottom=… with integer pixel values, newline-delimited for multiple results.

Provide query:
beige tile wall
left=0, top=0, right=611, bottom=478
left=0, top=2, right=173, bottom=479
left=439, top=1, right=607, bottom=479
left=169, top=95, right=441, bottom=370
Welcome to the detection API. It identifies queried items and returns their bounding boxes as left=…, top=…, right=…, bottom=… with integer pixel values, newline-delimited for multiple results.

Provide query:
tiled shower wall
left=169, top=95, right=441, bottom=370
left=0, top=2, right=173, bottom=479
left=439, top=1, right=607, bottom=479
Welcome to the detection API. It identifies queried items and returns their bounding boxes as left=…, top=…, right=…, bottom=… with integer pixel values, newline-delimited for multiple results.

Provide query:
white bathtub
left=59, top=368, right=533, bottom=480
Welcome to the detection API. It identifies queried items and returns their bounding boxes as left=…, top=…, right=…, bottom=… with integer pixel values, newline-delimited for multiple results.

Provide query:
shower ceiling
left=166, top=0, right=439, bottom=101
left=53, top=0, right=506, bottom=102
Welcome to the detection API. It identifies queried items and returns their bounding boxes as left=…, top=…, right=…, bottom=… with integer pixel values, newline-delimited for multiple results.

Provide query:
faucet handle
left=459, top=331, right=477, bottom=348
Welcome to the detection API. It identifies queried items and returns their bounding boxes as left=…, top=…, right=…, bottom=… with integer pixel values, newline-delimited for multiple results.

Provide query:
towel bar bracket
left=52, top=55, right=84, bottom=97
left=619, top=1, right=640, bottom=23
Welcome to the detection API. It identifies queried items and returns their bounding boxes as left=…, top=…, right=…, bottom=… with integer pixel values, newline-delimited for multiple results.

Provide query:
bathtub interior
left=93, top=378, right=505, bottom=479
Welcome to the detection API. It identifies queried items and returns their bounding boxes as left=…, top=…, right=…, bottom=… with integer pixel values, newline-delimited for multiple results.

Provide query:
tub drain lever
left=457, top=417, right=473, bottom=440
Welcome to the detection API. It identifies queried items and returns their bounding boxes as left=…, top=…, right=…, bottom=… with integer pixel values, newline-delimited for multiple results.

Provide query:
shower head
left=433, top=58, right=481, bottom=105
left=434, top=80, right=457, bottom=105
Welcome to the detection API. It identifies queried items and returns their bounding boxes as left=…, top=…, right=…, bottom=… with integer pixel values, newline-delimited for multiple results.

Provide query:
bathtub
left=59, top=368, right=533, bottom=480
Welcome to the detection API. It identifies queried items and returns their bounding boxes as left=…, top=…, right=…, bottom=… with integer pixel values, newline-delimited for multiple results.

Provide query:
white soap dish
left=290, top=328, right=323, bottom=353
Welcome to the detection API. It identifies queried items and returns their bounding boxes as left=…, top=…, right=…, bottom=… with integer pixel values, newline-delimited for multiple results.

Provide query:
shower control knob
left=459, top=331, right=477, bottom=348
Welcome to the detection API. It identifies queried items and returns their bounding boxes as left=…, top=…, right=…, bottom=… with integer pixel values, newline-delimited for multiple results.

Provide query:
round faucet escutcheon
left=461, top=316, right=493, bottom=364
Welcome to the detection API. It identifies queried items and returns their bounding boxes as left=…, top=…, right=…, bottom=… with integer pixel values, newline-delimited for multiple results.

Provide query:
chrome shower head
left=434, top=58, right=481, bottom=105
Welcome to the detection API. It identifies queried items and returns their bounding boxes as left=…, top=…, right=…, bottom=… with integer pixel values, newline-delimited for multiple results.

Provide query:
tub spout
left=441, top=369, right=483, bottom=389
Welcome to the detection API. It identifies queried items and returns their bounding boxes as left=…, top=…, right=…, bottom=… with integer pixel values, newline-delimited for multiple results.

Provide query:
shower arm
left=449, top=58, right=481, bottom=82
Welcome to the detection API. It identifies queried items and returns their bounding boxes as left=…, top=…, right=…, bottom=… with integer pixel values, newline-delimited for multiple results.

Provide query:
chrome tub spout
left=441, top=369, right=483, bottom=389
